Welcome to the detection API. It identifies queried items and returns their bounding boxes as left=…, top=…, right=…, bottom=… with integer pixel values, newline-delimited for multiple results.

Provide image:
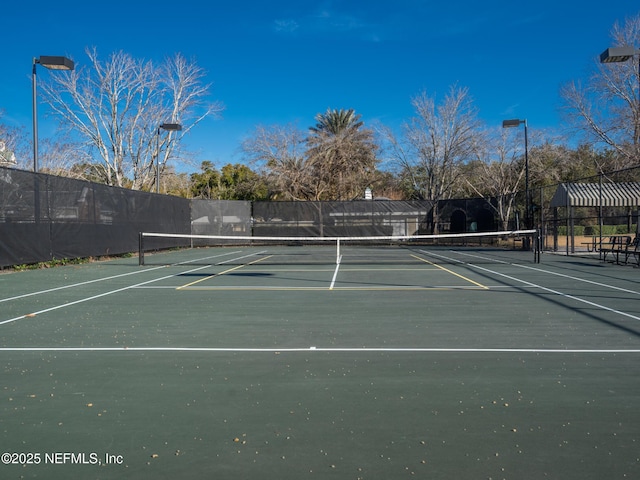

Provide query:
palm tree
left=310, top=108, right=364, bottom=136
left=306, top=108, right=378, bottom=200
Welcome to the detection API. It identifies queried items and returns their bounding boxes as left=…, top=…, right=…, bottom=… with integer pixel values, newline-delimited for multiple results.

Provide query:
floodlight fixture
left=502, top=119, right=524, bottom=128
left=156, top=122, right=183, bottom=193
left=37, top=56, right=75, bottom=71
left=159, top=123, right=182, bottom=132
left=32, top=55, right=75, bottom=172
left=599, top=45, right=638, bottom=64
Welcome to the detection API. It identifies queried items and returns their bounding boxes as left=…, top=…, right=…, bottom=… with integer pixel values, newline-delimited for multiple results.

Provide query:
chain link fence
left=533, top=165, right=640, bottom=255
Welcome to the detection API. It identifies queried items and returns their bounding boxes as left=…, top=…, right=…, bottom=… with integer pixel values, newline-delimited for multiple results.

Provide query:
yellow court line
left=410, top=254, right=489, bottom=290
left=176, top=255, right=274, bottom=289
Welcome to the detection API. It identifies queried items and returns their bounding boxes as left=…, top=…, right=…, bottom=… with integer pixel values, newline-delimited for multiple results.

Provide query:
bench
left=623, top=236, right=640, bottom=266
left=599, top=235, right=632, bottom=264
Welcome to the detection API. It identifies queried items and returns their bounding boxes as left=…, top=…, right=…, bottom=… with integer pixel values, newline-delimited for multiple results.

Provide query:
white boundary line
left=0, top=264, right=167, bottom=304
left=0, top=251, right=256, bottom=326
left=421, top=249, right=640, bottom=322
left=0, top=346, right=638, bottom=353
left=454, top=250, right=640, bottom=296
left=329, top=262, right=341, bottom=290
left=0, top=250, right=242, bottom=304
left=516, top=263, right=640, bottom=296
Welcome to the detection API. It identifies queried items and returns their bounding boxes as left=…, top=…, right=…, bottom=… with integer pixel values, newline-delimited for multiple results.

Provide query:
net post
left=534, top=229, right=541, bottom=263
left=138, top=232, right=144, bottom=266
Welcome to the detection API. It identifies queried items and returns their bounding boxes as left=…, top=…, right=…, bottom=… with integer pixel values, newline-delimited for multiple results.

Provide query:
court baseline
left=0, top=346, right=639, bottom=353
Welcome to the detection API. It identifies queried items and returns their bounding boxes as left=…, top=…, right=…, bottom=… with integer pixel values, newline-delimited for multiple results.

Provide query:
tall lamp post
left=32, top=56, right=75, bottom=172
left=156, top=123, right=182, bottom=194
left=502, top=118, right=530, bottom=235
left=600, top=45, right=640, bottom=240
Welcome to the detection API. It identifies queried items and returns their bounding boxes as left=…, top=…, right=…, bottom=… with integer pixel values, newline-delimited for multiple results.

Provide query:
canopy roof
left=550, top=182, right=640, bottom=208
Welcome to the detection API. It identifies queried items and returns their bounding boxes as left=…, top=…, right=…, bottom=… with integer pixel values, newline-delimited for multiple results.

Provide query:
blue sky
left=2, top=1, right=639, bottom=170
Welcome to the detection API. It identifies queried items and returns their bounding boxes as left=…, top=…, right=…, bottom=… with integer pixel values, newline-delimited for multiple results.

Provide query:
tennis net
left=138, top=229, right=540, bottom=266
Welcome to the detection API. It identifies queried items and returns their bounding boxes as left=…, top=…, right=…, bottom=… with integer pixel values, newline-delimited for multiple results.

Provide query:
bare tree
left=241, top=124, right=312, bottom=200
left=560, top=14, right=640, bottom=166
left=462, top=128, right=526, bottom=230
left=385, top=85, right=482, bottom=233
left=37, top=137, right=93, bottom=179
left=0, top=112, right=28, bottom=168
left=39, top=48, right=224, bottom=189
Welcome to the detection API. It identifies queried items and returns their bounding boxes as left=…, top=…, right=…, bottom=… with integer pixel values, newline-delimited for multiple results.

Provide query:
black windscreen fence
left=1, top=166, right=508, bottom=268
left=252, top=200, right=434, bottom=237
left=0, top=167, right=190, bottom=267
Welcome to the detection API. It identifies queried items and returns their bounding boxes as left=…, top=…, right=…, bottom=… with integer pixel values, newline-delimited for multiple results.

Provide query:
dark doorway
left=450, top=210, right=467, bottom=233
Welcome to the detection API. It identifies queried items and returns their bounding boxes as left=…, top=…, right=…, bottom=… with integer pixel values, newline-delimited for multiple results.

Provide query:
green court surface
left=1, top=244, right=639, bottom=479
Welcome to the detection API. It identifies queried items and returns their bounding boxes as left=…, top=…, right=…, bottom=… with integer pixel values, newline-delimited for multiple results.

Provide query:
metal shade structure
left=156, top=123, right=182, bottom=193
left=550, top=182, right=640, bottom=208
left=32, top=55, right=75, bottom=172
left=549, top=181, right=640, bottom=256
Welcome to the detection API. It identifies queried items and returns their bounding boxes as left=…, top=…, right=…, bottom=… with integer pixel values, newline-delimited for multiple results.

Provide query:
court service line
left=0, top=346, right=638, bottom=354
left=423, top=250, right=640, bottom=322
left=0, top=250, right=243, bottom=304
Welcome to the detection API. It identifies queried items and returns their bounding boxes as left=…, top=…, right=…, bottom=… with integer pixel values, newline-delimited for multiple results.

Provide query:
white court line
left=421, top=249, right=640, bottom=322
left=454, top=250, right=640, bottom=296
left=329, top=261, right=341, bottom=290
left=0, top=265, right=212, bottom=326
left=0, top=346, right=638, bottom=353
left=0, top=251, right=260, bottom=326
left=455, top=252, right=640, bottom=295
left=0, top=265, right=167, bottom=303
left=516, top=264, right=640, bottom=295
left=0, top=250, right=242, bottom=304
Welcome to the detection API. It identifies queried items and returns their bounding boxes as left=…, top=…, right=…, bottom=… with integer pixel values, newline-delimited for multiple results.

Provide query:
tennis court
left=1, top=239, right=639, bottom=479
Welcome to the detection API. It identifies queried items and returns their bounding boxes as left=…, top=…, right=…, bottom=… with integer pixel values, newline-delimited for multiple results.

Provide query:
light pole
left=156, top=123, right=182, bottom=194
left=32, top=56, right=74, bottom=172
left=502, top=118, right=530, bottom=234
